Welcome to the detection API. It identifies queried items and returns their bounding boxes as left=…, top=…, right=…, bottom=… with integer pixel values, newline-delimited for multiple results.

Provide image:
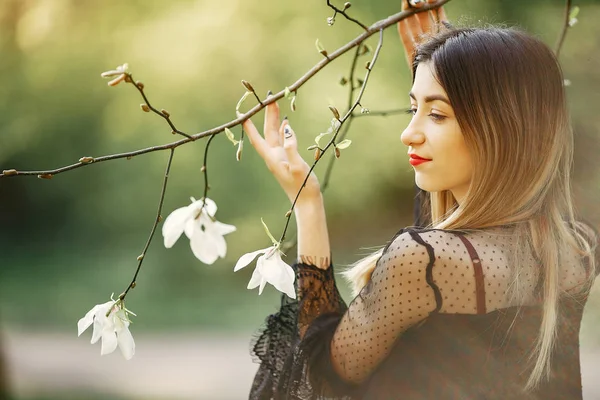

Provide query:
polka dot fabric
left=328, top=226, right=590, bottom=384
left=249, top=222, right=598, bottom=399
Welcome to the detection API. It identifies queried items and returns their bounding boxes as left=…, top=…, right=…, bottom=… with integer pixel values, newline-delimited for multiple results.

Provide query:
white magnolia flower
left=162, top=197, right=236, bottom=264
left=77, top=297, right=136, bottom=360
left=234, top=245, right=296, bottom=299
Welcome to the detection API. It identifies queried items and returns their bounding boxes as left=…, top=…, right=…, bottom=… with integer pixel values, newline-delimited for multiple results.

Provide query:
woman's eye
left=428, top=113, right=446, bottom=122
left=404, top=108, right=446, bottom=122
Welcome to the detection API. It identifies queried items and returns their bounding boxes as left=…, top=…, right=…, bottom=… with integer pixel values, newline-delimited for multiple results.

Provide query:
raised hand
left=241, top=97, right=321, bottom=206
left=398, top=0, right=448, bottom=71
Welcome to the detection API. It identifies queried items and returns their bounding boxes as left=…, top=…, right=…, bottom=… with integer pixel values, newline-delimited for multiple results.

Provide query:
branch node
left=140, top=104, right=150, bottom=112
left=37, top=173, right=53, bottom=180
left=161, top=109, right=170, bottom=118
left=3, top=169, right=17, bottom=176
left=79, top=157, right=95, bottom=164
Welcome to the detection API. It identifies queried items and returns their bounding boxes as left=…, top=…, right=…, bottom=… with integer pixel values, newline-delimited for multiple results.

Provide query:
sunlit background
left=1, top=0, right=600, bottom=399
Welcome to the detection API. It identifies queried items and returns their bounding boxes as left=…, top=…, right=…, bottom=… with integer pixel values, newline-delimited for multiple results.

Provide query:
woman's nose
left=400, top=119, right=425, bottom=147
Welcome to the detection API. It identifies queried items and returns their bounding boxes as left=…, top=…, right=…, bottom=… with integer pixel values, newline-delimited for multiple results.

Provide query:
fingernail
left=283, top=115, right=288, bottom=120
left=267, top=90, right=273, bottom=96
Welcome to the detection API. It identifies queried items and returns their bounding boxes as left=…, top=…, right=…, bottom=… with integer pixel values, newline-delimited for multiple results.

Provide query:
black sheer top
left=248, top=224, right=598, bottom=399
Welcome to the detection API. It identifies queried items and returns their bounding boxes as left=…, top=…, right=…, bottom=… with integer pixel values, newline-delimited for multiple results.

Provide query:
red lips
left=408, top=153, right=432, bottom=166
left=408, top=153, right=432, bottom=161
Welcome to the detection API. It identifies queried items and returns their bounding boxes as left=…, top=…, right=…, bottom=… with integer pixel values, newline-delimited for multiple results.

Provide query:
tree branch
left=0, top=0, right=451, bottom=179
left=120, top=148, right=175, bottom=300
left=278, top=28, right=385, bottom=244
left=555, top=0, right=572, bottom=58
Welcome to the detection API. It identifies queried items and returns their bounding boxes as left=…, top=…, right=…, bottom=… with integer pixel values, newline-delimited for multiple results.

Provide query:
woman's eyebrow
left=409, top=91, right=451, bottom=106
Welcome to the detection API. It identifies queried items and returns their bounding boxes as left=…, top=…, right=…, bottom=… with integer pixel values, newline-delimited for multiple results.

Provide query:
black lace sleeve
left=249, top=262, right=360, bottom=400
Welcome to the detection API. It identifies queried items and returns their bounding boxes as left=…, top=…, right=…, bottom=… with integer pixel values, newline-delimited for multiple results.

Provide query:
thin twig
left=326, top=0, right=368, bottom=31
left=353, top=108, right=407, bottom=118
left=0, top=0, right=451, bottom=179
left=128, top=75, right=194, bottom=140
left=120, top=148, right=175, bottom=301
left=278, top=29, right=385, bottom=244
left=201, top=134, right=217, bottom=202
left=321, top=44, right=362, bottom=193
left=554, top=0, right=572, bottom=58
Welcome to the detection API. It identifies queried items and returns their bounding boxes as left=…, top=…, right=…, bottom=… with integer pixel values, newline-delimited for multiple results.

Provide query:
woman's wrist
left=294, top=193, right=331, bottom=270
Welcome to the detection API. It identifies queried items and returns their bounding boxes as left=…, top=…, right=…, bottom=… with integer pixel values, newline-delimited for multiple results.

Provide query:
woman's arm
left=295, top=195, right=331, bottom=270
left=242, top=100, right=331, bottom=269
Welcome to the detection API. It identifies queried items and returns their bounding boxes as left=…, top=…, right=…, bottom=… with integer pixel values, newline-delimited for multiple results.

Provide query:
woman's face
left=401, top=62, right=473, bottom=205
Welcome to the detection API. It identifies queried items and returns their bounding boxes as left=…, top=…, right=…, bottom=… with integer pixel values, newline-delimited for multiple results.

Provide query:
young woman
left=241, top=1, right=599, bottom=398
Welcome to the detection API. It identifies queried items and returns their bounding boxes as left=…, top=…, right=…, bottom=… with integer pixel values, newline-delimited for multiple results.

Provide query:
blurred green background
left=1, top=0, right=600, bottom=399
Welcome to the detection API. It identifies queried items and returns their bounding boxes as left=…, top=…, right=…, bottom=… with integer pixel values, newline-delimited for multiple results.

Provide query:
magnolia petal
left=117, top=327, right=136, bottom=360
left=78, top=301, right=112, bottom=337
left=213, top=221, right=236, bottom=237
left=205, top=221, right=232, bottom=258
left=100, top=328, right=118, bottom=356
left=202, top=197, right=218, bottom=217
left=91, top=314, right=105, bottom=344
left=258, top=277, right=268, bottom=295
left=77, top=304, right=100, bottom=336
left=257, top=256, right=268, bottom=295
left=188, top=225, right=219, bottom=264
left=260, top=252, right=296, bottom=299
left=212, top=232, right=228, bottom=259
left=247, top=265, right=264, bottom=290
left=162, top=206, right=194, bottom=248
left=190, top=197, right=217, bottom=217
left=234, top=247, right=271, bottom=272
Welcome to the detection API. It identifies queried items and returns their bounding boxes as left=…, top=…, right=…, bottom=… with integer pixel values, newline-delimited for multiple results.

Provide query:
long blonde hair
left=343, top=26, right=597, bottom=390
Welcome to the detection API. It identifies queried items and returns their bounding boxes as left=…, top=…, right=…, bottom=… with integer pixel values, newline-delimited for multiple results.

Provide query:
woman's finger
left=280, top=120, right=302, bottom=165
left=398, top=19, right=415, bottom=68
left=241, top=117, right=269, bottom=159
left=264, top=98, right=281, bottom=147
left=415, top=0, right=435, bottom=33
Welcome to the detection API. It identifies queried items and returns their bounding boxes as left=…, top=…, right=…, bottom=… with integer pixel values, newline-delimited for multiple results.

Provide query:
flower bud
left=3, top=169, right=17, bottom=176
left=290, top=96, right=297, bottom=112
left=79, top=157, right=94, bottom=164
left=339, top=76, right=348, bottom=86
left=136, top=81, right=144, bottom=90
left=124, top=74, right=132, bottom=83
left=344, top=2, right=351, bottom=9
left=327, top=17, right=335, bottom=26
left=320, top=50, right=328, bottom=57
left=140, top=104, right=150, bottom=112
left=161, top=109, right=170, bottom=118
left=314, top=148, right=322, bottom=161
left=137, top=254, right=144, bottom=261
left=335, top=148, right=341, bottom=159
left=158, top=215, right=163, bottom=222
left=241, top=80, right=255, bottom=93
left=285, top=210, right=292, bottom=218
left=107, top=74, right=126, bottom=87
left=171, top=130, right=177, bottom=135
left=328, top=105, right=340, bottom=120
left=307, top=145, right=318, bottom=150
left=365, top=61, right=371, bottom=70
left=131, top=282, right=137, bottom=289
left=360, top=107, right=370, bottom=114
left=236, top=140, right=244, bottom=161
left=201, top=165, right=207, bottom=172
left=37, top=174, right=53, bottom=179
